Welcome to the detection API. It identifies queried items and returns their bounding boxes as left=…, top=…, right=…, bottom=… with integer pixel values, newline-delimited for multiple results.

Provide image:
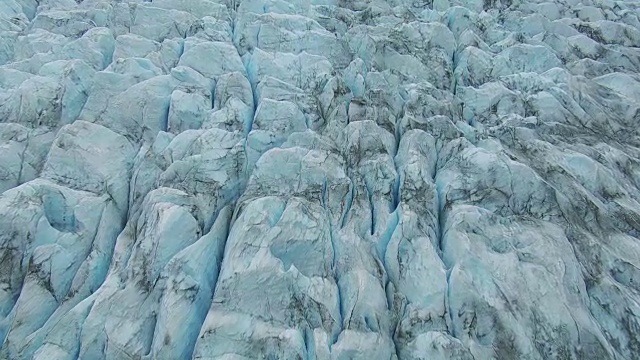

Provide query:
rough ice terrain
left=0, top=0, right=640, bottom=358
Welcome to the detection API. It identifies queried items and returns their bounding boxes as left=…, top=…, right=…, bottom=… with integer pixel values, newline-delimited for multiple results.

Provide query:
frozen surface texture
left=1, top=0, right=640, bottom=359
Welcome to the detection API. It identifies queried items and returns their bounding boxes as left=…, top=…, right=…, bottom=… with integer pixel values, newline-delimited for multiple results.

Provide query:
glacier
left=0, top=0, right=640, bottom=359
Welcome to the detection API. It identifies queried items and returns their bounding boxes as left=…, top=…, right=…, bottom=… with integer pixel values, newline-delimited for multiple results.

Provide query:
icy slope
left=1, top=0, right=640, bottom=359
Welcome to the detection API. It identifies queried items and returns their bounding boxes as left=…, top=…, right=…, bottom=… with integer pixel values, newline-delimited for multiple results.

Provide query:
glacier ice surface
left=1, top=0, right=640, bottom=359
